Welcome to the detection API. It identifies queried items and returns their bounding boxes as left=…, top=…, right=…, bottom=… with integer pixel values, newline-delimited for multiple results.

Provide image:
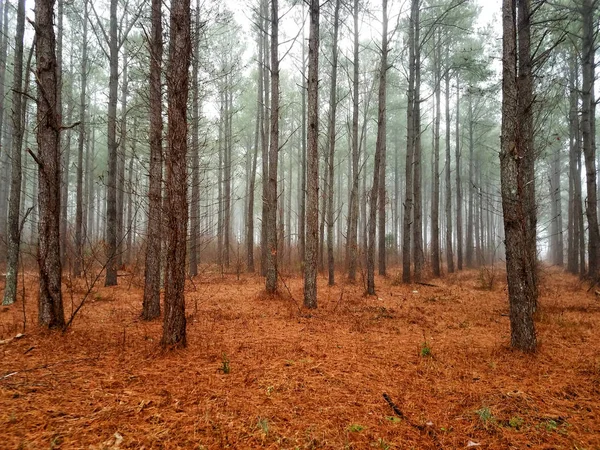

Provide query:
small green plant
left=375, top=438, right=390, bottom=449
left=257, top=417, right=269, bottom=435
left=543, top=419, right=558, bottom=432
left=348, top=424, right=364, bottom=432
left=220, top=353, right=230, bottom=374
left=420, top=341, right=432, bottom=357
left=476, top=406, right=494, bottom=424
left=386, top=416, right=401, bottom=423
left=509, top=416, right=524, bottom=429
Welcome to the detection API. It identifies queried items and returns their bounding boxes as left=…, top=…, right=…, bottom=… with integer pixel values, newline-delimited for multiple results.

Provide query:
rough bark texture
left=162, top=0, right=191, bottom=347
left=142, top=0, right=163, bottom=321
left=500, top=0, right=536, bottom=352
left=412, top=0, right=423, bottom=282
left=402, top=0, right=417, bottom=284
left=265, top=0, right=279, bottom=294
left=581, top=0, right=599, bottom=280
left=36, top=0, right=65, bottom=329
left=3, top=0, right=26, bottom=306
left=105, top=0, right=118, bottom=286
left=304, top=0, right=319, bottom=309
left=367, top=0, right=388, bottom=296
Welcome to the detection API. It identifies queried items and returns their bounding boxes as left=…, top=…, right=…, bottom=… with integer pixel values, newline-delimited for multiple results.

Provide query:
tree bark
left=500, top=0, right=536, bottom=352
left=412, top=0, right=423, bottom=282
left=189, top=0, right=200, bottom=277
left=73, top=0, right=88, bottom=278
left=105, top=0, right=119, bottom=286
left=265, top=0, right=279, bottom=294
left=444, top=62, right=454, bottom=273
left=3, top=0, right=26, bottom=306
left=581, top=0, right=599, bottom=280
left=402, top=0, right=417, bottom=284
left=455, top=77, right=463, bottom=270
left=431, top=29, right=441, bottom=278
left=326, top=0, right=340, bottom=286
left=162, top=0, right=191, bottom=347
left=142, top=0, right=163, bottom=321
left=367, top=0, right=388, bottom=295
left=35, top=0, right=65, bottom=329
left=304, top=0, right=319, bottom=309
left=346, top=0, right=360, bottom=281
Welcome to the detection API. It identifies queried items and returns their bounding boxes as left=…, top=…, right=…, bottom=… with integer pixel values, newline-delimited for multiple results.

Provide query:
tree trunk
left=412, top=0, right=423, bottom=282
left=346, top=0, right=360, bottom=282
left=0, top=1, right=10, bottom=244
left=444, top=63, right=454, bottom=273
left=73, top=0, right=88, bottom=278
left=431, top=30, right=441, bottom=278
left=142, top=0, right=163, bottom=321
left=500, top=0, right=536, bottom=352
left=247, top=7, right=263, bottom=273
left=298, top=6, right=306, bottom=269
left=3, top=0, right=26, bottom=306
left=116, top=39, right=129, bottom=270
left=162, top=0, right=191, bottom=347
left=189, top=0, right=200, bottom=277
left=581, top=0, right=599, bottom=280
left=304, top=0, right=319, bottom=309
left=265, top=0, right=279, bottom=294
left=402, top=0, right=417, bottom=284
left=35, top=0, right=65, bottom=329
left=367, top=0, right=388, bottom=295
left=567, top=55, right=580, bottom=274
left=105, top=0, right=119, bottom=286
left=260, top=0, right=269, bottom=276
left=455, top=77, right=463, bottom=270
left=326, top=0, right=340, bottom=286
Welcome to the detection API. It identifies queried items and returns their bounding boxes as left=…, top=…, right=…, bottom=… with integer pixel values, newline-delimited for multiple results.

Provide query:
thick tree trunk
left=500, top=0, right=536, bottom=352
left=367, top=0, right=388, bottom=295
left=3, top=0, right=26, bottom=306
left=162, top=0, right=191, bottom=347
left=265, top=0, right=279, bottom=294
left=35, top=0, right=65, bottom=329
left=142, top=0, right=163, bottom=321
left=304, top=0, right=319, bottom=308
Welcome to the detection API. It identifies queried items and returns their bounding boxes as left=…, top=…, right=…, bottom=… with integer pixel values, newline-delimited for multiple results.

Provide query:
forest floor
left=0, top=264, right=599, bottom=449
